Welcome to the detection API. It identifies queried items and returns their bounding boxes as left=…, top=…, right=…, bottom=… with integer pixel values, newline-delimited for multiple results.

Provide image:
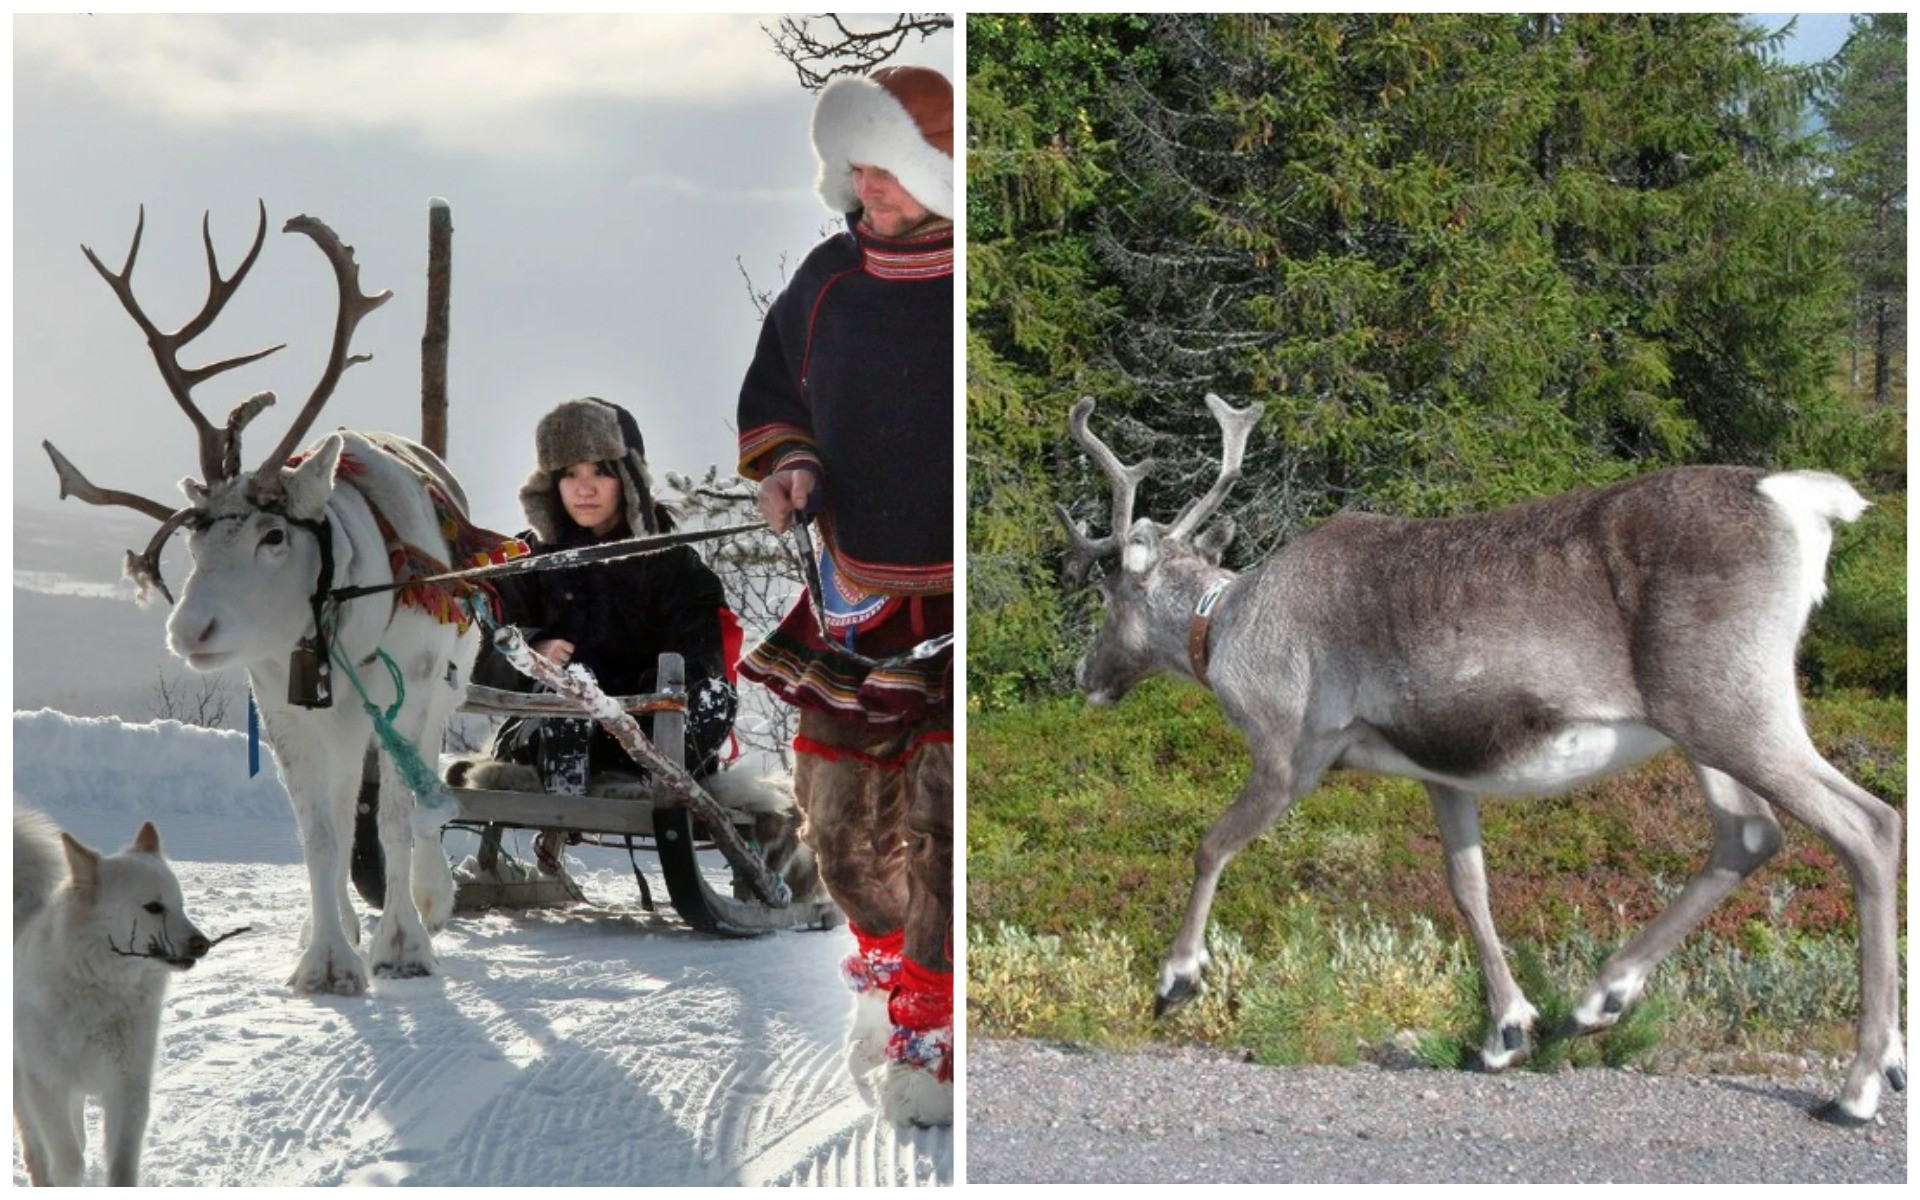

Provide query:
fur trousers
left=793, top=706, right=953, bottom=1056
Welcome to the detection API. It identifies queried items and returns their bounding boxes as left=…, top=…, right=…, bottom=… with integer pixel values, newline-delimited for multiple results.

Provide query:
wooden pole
left=421, top=199, right=452, bottom=458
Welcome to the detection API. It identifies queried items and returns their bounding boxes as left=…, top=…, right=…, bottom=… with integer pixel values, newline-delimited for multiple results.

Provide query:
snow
left=12, top=709, right=953, bottom=1186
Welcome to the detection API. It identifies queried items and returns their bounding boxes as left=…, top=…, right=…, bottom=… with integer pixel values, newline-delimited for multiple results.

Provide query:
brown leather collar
left=1187, top=577, right=1232, bottom=685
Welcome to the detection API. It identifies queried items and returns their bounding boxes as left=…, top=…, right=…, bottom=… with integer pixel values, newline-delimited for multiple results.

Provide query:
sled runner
left=355, top=651, right=838, bottom=937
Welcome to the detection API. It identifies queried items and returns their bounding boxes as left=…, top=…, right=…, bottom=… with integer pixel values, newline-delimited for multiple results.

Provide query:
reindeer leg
left=1568, top=763, right=1783, bottom=1038
left=412, top=826, right=455, bottom=934
left=369, top=712, right=436, bottom=980
left=1737, top=747, right=1904, bottom=1125
left=1427, top=784, right=1537, bottom=1070
left=287, top=757, right=369, bottom=996
left=1157, top=750, right=1298, bottom=1016
left=409, top=676, right=461, bottom=932
left=1805, top=755, right=1906, bottom=1123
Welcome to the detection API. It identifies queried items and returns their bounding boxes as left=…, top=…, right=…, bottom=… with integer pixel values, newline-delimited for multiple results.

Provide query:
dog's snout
left=187, top=932, right=211, bottom=959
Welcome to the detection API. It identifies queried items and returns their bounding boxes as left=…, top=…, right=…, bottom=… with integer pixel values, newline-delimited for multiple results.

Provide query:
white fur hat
left=811, top=65, right=954, bottom=220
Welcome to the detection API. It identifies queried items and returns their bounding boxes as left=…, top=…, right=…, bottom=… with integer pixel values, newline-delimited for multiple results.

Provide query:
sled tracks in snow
left=109, top=859, right=949, bottom=1187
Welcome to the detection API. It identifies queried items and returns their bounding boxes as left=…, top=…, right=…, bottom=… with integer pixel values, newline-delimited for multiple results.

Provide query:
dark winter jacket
left=476, top=524, right=738, bottom=772
left=736, top=215, right=953, bottom=596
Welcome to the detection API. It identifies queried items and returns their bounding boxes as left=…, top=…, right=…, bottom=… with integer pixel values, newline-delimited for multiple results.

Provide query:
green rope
left=325, top=606, right=457, bottom=831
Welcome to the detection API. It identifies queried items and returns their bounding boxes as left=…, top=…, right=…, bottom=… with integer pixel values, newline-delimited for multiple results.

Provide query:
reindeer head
left=167, top=437, right=349, bottom=672
left=44, top=205, right=390, bottom=673
left=1057, top=393, right=1263, bottom=704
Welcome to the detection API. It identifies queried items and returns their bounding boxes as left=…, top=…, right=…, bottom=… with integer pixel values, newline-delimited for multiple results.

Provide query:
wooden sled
left=358, top=652, right=839, bottom=938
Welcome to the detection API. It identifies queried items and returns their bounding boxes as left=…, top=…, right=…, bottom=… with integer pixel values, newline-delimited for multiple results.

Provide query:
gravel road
left=966, top=1038, right=1907, bottom=1184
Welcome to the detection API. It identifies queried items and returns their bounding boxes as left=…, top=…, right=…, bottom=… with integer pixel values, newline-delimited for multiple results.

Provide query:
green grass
left=967, top=915, right=1872, bottom=1074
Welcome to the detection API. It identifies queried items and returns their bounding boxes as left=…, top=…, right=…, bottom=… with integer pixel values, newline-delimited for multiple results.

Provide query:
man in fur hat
left=736, top=64, right=955, bottom=1126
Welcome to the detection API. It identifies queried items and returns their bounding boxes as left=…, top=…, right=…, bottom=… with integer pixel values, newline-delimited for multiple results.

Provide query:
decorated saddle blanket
left=332, top=436, right=526, bottom=632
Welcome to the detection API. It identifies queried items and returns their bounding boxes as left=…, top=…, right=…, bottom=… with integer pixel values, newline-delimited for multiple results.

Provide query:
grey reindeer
left=1057, top=392, right=1903, bottom=1126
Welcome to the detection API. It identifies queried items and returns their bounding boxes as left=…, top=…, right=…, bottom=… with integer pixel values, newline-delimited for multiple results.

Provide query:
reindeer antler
left=78, top=200, right=285, bottom=485
left=251, top=215, right=391, bottom=488
left=1057, top=393, right=1264, bottom=583
left=50, top=203, right=387, bottom=602
left=1055, top=396, right=1155, bottom=584
left=41, top=439, right=202, bottom=603
left=42, top=441, right=176, bottom=522
left=1165, top=392, right=1263, bottom=544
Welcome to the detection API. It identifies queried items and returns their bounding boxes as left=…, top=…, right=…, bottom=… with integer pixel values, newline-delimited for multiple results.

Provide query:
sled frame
left=441, top=654, right=838, bottom=936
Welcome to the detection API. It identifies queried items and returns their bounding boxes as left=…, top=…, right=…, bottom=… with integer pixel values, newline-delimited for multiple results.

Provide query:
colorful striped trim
left=738, top=644, right=945, bottom=725
left=738, top=422, right=817, bottom=479
left=831, top=540, right=954, bottom=595
left=772, top=449, right=823, bottom=478
left=862, top=241, right=953, bottom=281
left=856, top=219, right=952, bottom=281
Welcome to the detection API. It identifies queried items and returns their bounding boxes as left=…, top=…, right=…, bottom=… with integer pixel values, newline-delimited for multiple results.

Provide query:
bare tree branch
left=665, top=468, right=806, bottom=768
left=735, top=252, right=788, bottom=321
left=150, top=668, right=236, bottom=729
left=763, top=13, right=953, bottom=90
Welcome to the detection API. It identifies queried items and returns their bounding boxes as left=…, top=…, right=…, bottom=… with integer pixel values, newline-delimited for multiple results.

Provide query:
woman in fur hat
left=460, top=397, right=739, bottom=790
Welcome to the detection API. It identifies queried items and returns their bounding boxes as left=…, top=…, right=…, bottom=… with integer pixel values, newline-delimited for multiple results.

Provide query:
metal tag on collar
left=1195, top=578, right=1230, bottom=619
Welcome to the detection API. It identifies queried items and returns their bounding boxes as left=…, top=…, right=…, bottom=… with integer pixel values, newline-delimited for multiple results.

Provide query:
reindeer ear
left=1194, top=517, right=1236, bottom=565
left=61, top=832, right=102, bottom=896
left=181, top=477, right=211, bottom=507
left=133, top=821, right=163, bottom=856
left=282, top=434, right=344, bottom=521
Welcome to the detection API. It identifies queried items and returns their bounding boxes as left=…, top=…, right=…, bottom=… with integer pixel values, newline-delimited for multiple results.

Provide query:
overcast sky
left=14, top=14, right=955, bottom=537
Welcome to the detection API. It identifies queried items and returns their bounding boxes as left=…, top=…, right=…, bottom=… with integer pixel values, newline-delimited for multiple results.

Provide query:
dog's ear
left=60, top=833, right=102, bottom=897
left=134, top=821, right=163, bottom=856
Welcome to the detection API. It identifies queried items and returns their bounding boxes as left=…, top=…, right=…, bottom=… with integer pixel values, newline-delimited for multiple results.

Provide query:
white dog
left=13, top=809, right=209, bottom=1187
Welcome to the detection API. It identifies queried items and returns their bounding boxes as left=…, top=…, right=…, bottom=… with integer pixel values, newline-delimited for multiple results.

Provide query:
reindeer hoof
left=289, top=965, right=367, bottom=997
left=373, top=960, right=432, bottom=980
left=1477, top=1026, right=1532, bottom=1073
left=289, top=946, right=368, bottom=996
left=1153, top=976, right=1201, bottom=1018
left=1812, top=1100, right=1873, bottom=1128
left=1886, top=1065, right=1907, bottom=1093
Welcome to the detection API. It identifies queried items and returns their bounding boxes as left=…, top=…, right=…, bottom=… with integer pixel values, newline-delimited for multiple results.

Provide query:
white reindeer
left=1059, top=392, right=1904, bottom=1125
left=45, top=204, right=473, bottom=995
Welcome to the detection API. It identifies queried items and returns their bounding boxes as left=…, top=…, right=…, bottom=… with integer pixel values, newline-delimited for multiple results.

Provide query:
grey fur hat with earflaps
left=518, top=397, right=662, bottom=542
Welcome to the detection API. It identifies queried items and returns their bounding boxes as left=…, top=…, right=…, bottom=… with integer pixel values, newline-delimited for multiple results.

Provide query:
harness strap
left=292, top=514, right=335, bottom=658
